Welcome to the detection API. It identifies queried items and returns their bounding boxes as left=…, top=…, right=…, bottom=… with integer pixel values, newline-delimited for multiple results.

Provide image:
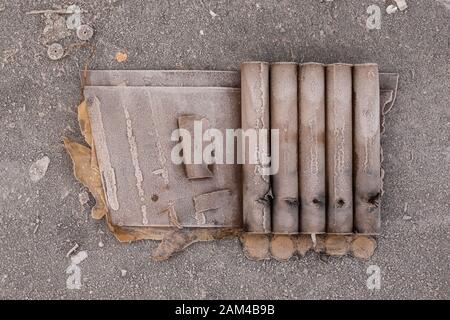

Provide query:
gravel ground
left=0, top=0, right=449, bottom=299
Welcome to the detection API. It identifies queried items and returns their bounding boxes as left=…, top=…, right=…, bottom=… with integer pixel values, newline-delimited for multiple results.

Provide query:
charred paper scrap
left=65, top=66, right=398, bottom=261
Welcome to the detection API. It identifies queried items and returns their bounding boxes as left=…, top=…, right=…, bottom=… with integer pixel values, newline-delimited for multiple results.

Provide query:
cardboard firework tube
left=241, top=62, right=271, bottom=233
left=299, top=63, right=326, bottom=234
left=326, top=64, right=353, bottom=234
left=270, top=63, right=299, bottom=234
left=353, top=64, right=381, bottom=235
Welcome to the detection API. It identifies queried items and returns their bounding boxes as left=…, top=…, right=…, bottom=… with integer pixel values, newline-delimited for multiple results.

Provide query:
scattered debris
left=209, top=9, right=218, bottom=18
left=65, top=5, right=81, bottom=30
left=26, top=6, right=82, bottom=15
left=120, top=269, right=127, bottom=277
left=29, top=156, right=50, bottom=182
left=66, top=249, right=87, bottom=290
left=33, top=216, right=42, bottom=234
left=402, top=215, right=412, bottom=221
left=394, top=0, right=408, bottom=11
left=76, top=25, right=94, bottom=41
left=115, top=52, right=128, bottom=62
left=437, top=0, right=450, bottom=10
left=386, top=5, right=398, bottom=14
left=78, top=190, right=90, bottom=205
left=61, top=188, right=70, bottom=199
left=98, top=241, right=104, bottom=248
left=70, top=250, right=88, bottom=265
left=66, top=243, right=79, bottom=257
left=28, top=4, right=94, bottom=58
left=42, top=13, right=72, bottom=44
left=1, top=49, right=19, bottom=69
left=66, top=5, right=81, bottom=14
left=26, top=9, right=67, bottom=15
left=47, top=43, right=64, bottom=60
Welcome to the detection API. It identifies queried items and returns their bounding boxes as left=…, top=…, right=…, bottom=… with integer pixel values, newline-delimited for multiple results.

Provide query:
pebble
left=29, top=156, right=50, bottom=182
left=386, top=5, right=398, bottom=14
left=78, top=191, right=90, bottom=205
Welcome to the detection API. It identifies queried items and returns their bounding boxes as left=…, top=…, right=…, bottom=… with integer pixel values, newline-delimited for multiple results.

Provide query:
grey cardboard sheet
left=82, top=70, right=240, bottom=87
left=84, top=86, right=242, bottom=228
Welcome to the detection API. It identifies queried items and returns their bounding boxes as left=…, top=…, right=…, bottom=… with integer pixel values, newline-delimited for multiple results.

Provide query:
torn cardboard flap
left=65, top=68, right=398, bottom=261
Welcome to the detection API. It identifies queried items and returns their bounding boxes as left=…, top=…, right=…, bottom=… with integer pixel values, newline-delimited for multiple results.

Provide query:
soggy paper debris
left=66, top=243, right=79, bottom=257
left=209, top=10, right=218, bottom=18
left=29, top=156, right=50, bottom=182
left=394, top=0, right=408, bottom=11
left=70, top=250, right=88, bottom=265
left=78, top=190, right=90, bottom=205
left=65, top=5, right=81, bottom=30
left=386, top=5, right=398, bottom=14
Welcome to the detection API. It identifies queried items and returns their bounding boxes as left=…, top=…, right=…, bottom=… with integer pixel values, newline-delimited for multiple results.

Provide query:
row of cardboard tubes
left=241, top=62, right=381, bottom=235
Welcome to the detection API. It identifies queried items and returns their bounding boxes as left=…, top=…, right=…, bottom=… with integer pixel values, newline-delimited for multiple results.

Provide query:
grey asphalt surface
left=0, top=0, right=449, bottom=300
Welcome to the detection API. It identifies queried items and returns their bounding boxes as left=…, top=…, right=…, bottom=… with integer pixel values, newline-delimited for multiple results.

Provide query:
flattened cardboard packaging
left=65, top=66, right=399, bottom=261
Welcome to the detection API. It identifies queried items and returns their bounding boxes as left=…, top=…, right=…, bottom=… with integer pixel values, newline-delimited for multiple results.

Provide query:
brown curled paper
left=63, top=138, right=107, bottom=220
left=151, top=228, right=238, bottom=261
